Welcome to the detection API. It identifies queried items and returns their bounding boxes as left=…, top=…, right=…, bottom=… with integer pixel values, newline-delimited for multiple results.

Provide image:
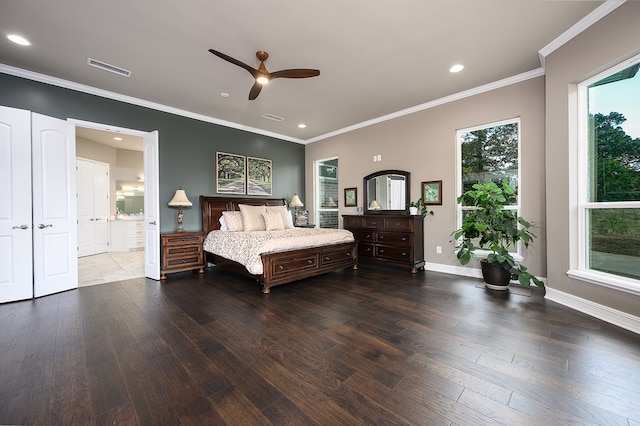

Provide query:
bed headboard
left=200, top=196, right=287, bottom=235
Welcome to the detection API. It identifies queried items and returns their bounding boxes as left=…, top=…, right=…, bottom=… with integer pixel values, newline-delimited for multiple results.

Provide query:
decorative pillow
left=266, top=205, right=294, bottom=229
left=218, top=214, right=228, bottom=231
left=222, top=211, right=243, bottom=231
left=284, top=209, right=295, bottom=229
left=263, top=210, right=285, bottom=231
left=238, top=204, right=266, bottom=231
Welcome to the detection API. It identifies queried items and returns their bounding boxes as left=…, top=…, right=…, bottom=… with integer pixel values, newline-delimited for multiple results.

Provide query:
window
left=456, top=118, right=522, bottom=256
left=574, top=56, right=640, bottom=288
left=315, top=157, right=339, bottom=228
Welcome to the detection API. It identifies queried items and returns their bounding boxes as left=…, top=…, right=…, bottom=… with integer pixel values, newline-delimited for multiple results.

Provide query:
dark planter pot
left=480, top=259, right=511, bottom=290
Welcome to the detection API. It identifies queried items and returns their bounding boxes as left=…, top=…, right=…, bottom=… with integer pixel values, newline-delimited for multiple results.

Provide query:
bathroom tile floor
left=78, top=250, right=145, bottom=287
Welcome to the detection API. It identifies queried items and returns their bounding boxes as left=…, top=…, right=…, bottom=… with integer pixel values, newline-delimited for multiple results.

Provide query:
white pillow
left=222, top=211, right=243, bottom=231
left=238, top=204, right=266, bottom=231
left=263, top=210, right=285, bottom=231
left=266, top=205, right=294, bottom=229
left=218, top=214, right=228, bottom=231
left=284, top=209, right=295, bottom=229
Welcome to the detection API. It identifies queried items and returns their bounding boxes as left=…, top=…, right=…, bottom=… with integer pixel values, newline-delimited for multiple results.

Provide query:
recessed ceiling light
left=449, top=64, right=464, bottom=73
left=113, top=137, right=123, bottom=141
left=220, top=92, right=230, bottom=98
left=298, top=124, right=307, bottom=129
left=7, top=34, right=31, bottom=46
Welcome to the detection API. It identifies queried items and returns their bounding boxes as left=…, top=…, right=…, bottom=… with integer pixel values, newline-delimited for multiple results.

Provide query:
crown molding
left=305, top=68, right=545, bottom=144
left=538, top=0, right=626, bottom=67
left=0, top=63, right=304, bottom=144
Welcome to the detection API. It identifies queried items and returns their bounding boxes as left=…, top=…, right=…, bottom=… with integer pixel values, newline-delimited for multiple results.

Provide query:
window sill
left=566, top=269, right=640, bottom=296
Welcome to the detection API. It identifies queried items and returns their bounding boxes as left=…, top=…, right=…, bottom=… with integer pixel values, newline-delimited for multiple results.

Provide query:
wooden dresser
left=160, top=231, right=206, bottom=280
left=343, top=214, right=424, bottom=273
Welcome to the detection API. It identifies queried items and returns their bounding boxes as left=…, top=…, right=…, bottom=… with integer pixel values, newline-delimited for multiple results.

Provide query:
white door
left=143, top=130, right=160, bottom=280
left=0, top=106, right=33, bottom=303
left=32, top=113, right=78, bottom=297
left=77, top=158, right=109, bottom=257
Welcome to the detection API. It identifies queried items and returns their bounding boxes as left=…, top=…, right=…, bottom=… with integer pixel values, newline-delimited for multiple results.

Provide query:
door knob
left=12, top=225, right=29, bottom=230
left=38, top=224, right=53, bottom=229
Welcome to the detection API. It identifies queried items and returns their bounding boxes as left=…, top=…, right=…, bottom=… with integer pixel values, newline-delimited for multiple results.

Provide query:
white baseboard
left=545, top=287, right=640, bottom=335
left=424, top=262, right=640, bottom=335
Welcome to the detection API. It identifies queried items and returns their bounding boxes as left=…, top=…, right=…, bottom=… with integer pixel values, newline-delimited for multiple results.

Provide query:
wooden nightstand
left=160, top=231, right=206, bottom=280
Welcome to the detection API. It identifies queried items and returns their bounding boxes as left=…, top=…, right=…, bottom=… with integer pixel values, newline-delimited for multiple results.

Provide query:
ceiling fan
left=208, top=49, right=320, bottom=100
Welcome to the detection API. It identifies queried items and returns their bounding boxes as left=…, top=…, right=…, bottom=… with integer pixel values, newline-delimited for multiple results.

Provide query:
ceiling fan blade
left=208, top=49, right=259, bottom=78
left=269, top=69, right=320, bottom=79
left=248, top=81, right=263, bottom=100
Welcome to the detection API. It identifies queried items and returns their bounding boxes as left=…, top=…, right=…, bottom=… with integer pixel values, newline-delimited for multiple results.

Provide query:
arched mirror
left=363, top=170, right=410, bottom=214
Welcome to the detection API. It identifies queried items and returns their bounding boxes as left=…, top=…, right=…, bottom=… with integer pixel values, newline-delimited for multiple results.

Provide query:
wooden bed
left=200, top=196, right=358, bottom=293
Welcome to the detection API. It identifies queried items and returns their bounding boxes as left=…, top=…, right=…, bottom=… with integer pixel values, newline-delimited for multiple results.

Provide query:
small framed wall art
left=422, top=180, right=443, bottom=205
left=344, top=187, right=357, bottom=207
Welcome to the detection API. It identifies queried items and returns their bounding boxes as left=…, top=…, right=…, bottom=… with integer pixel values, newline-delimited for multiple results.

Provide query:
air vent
left=262, top=113, right=285, bottom=122
left=87, top=58, right=132, bottom=78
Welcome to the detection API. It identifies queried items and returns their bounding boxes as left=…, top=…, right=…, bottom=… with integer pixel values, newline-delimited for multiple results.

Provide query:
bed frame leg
left=261, top=285, right=270, bottom=294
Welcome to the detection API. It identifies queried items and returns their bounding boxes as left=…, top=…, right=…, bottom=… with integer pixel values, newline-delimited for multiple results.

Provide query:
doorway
left=74, top=124, right=150, bottom=286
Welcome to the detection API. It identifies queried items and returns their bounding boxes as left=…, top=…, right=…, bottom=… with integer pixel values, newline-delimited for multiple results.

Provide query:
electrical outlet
left=436, top=246, right=442, bottom=254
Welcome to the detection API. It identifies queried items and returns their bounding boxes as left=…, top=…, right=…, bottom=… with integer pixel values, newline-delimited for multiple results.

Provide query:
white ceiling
left=0, top=1, right=606, bottom=143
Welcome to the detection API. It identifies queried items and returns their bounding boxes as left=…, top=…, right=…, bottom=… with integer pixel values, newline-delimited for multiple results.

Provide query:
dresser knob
left=279, top=265, right=284, bottom=270
left=379, top=235, right=384, bottom=239
left=325, top=256, right=330, bottom=261
left=402, top=252, right=407, bottom=256
left=308, top=260, right=313, bottom=264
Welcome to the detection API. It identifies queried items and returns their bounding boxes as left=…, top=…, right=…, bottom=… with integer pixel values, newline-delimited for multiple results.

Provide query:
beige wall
left=76, top=138, right=144, bottom=217
left=305, top=76, right=546, bottom=277
left=545, top=2, right=640, bottom=317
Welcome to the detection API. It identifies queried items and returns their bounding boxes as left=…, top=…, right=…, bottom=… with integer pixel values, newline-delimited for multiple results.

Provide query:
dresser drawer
left=376, top=231, right=410, bottom=246
left=163, top=233, right=203, bottom=246
left=166, top=255, right=202, bottom=269
left=385, top=218, right=412, bottom=231
left=364, top=217, right=384, bottom=229
left=375, top=245, right=411, bottom=261
left=358, top=243, right=374, bottom=258
left=343, top=216, right=364, bottom=229
left=166, top=245, right=201, bottom=258
left=352, top=230, right=374, bottom=243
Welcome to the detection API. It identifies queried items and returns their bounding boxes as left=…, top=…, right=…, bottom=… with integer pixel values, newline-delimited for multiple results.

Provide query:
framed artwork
left=216, top=152, right=246, bottom=194
left=422, top=180, right=443, bottom=205
left=344, top=187, right=357, bottom=207
left=247, top=156, right=272, bottom=195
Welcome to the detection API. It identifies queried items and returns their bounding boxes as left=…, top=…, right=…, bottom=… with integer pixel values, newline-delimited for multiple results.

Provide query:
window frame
left=455, top=117, right=524, bottom=260
left=569, top=53, right=640, bottom=295
left=314, top=156, right=339, bottom=229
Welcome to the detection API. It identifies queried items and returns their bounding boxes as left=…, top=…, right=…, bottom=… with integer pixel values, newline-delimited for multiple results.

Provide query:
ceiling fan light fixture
left=256, top=75, right=269, bottom=85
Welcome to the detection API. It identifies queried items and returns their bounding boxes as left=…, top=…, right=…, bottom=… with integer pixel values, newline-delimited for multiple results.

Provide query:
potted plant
left=451, top=179, right=544, bottom=290
left=405, top=198, right=434, bottom=217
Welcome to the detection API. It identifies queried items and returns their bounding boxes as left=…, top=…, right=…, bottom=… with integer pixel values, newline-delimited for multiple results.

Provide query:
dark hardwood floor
left=1, top=264, right=639, bottom=425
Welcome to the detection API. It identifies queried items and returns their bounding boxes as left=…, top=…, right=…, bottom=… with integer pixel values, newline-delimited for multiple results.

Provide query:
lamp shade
left=369, top=200, right=381, bottom=210
left=168, top=188, right=192, bottom=207
left=289, top=194, right=303, bottom=208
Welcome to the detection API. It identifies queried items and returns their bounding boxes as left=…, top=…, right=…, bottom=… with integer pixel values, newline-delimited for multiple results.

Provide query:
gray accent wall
left=0, top=74, right=305, bottom=233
